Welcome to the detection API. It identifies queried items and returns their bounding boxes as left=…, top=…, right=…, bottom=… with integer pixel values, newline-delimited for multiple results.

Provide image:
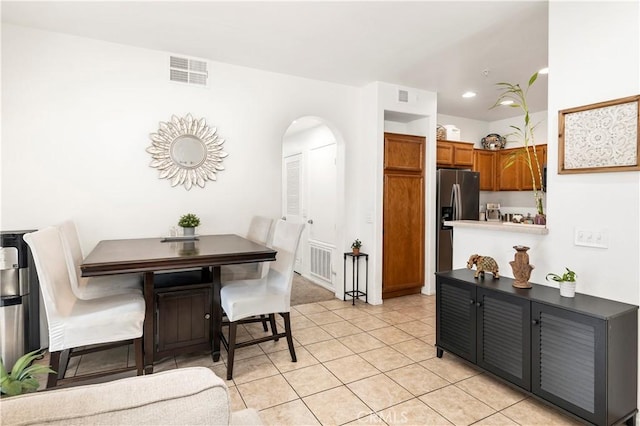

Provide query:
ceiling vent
left=169, top=56, right=208, bottom=87
left=398, top=89, right=409, bottom=103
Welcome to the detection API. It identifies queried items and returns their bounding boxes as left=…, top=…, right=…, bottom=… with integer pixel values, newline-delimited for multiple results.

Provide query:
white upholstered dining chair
left=23, top=227, right=145, bottom=388
left=221, top=216, right=274, bottom=282
left=58, top=220, right=142, bottom=300
left=220, top=220, right=304, bottom=380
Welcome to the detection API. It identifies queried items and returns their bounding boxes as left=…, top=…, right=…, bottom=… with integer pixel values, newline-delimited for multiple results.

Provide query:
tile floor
left=52, top=294, right=586, bottom=425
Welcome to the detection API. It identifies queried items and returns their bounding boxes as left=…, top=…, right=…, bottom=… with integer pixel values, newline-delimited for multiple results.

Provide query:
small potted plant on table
left=546, top=267, right=577, bottom=298
left=351, top=239, right=362, bottom=256
left=178, top=213, right=200, bottom=237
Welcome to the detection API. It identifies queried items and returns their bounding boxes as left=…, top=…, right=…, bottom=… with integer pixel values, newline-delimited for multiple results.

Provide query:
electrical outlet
left=575, top=228, right=608, bottom=248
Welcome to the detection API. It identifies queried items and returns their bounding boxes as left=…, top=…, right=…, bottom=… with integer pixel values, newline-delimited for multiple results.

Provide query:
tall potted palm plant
left=492, top=72, right=546, bottom=225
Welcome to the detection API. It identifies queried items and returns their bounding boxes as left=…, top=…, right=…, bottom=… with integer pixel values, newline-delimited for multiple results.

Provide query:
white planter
left=559, top=281, right=576, bottom=298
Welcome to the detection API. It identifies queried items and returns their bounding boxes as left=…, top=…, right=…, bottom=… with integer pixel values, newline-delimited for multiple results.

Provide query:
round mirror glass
left=170, top=135, right=206, bottom=168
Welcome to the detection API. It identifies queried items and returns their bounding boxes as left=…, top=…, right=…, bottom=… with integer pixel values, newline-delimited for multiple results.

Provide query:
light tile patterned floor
left=55, top=294, right=586, bottom=425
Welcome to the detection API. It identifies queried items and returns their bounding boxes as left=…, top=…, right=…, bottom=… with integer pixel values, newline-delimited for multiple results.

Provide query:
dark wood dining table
left=80, top=234, right=276, bottom=374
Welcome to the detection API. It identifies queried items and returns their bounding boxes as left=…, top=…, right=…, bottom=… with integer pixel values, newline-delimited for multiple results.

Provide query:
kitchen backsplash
left=479, top=191, right=545, bottom=219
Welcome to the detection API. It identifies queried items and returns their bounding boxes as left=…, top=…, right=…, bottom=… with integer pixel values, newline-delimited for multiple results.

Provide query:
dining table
left=80, top=234, right=277, bottom=374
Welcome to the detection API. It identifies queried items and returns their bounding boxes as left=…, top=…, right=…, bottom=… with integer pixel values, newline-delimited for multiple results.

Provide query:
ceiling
left=1, top=1, right=549, bottom=122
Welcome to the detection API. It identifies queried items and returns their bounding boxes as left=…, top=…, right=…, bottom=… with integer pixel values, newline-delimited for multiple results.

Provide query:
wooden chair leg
left=134, top=337, right=144, bottom=376
left=260, top=315, right=268, bottom=332
left=282, top=312, right=297, bottom=362
left=269, top=313, right=279, bottom=341
left=47, top=351, right=61, bottom=388
left=226, top=322, right=238, bottom=380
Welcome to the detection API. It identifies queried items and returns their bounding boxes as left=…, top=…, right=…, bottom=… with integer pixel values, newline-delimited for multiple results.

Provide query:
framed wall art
left=558, top=95, right=640, bottom=174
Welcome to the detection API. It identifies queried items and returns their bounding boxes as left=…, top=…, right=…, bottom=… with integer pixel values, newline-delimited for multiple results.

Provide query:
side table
left=343, top=252, right=368, bottom=305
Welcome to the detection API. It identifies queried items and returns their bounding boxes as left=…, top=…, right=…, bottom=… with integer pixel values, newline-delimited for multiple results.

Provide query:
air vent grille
left=170, top=56, right=208, bottom=86
left=398, top=90, right=409, bottom=102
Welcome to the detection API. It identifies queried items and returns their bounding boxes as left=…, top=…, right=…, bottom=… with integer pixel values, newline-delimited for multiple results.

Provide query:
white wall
left=1, top=25, right=360, bottom=261
left=437, top=114, right=488, bottom=146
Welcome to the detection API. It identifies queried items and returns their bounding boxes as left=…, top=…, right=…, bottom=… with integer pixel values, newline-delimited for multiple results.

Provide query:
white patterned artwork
left=559, top=95, right=640, bottom=174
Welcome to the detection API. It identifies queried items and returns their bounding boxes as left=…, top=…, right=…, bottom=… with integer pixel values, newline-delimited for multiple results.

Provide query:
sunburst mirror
left=146, top=114, right=228, bottom=190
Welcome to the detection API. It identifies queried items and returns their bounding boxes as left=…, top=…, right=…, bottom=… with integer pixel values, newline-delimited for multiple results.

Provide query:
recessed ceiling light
left=462, top=91, right=477, bottom=98
left=538, top=67, right=549, bottom=75
left=500, top=100, right=514, bottom=106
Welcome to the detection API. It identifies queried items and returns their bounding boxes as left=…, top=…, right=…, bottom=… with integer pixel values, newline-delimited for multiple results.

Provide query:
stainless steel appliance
left=0, top=231, right=40, bottom=369
left=486, top=203, right=501, bottom=222
left=436, top=169, right=479, bottom=272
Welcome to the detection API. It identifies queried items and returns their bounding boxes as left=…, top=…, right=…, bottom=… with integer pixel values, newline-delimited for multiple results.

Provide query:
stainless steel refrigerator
left=436, top=169, right=479, bottom=272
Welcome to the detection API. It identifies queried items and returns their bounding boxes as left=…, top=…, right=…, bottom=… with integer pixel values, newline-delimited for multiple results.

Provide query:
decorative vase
left=352, top=248, right=360, bottom=256
left=559, top=281, right=576, bottom=298
left=534, top=214, right=546, bottom=226
left=182, top=226, right=195, bottom=237
left=509, top=245, right=534, bottom=289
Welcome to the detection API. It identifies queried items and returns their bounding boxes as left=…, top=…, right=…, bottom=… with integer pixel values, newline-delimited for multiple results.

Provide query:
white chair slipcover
left=221, top=216, right=275, bottom=282
left=220, top=220, right=304, bottom=379
left=58, top=220, right=142, bottom=300
left=23, top=227, right=145, bottom=387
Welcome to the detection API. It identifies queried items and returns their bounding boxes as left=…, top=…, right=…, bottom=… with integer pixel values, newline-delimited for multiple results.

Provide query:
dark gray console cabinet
left=436, top=269, right=638, bottom=426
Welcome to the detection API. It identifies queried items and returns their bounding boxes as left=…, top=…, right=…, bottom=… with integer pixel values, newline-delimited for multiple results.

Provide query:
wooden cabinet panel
left=520, top=145, right=547, bottom=191
left=383, top=133, right=424, bottom=299
left=497, top=150, right=520, bottom=190
left=473, top=150, right=496, bottom=191
left=436, top=278, right=476, bottom=362
left=437, top=140, right=474, bottom=168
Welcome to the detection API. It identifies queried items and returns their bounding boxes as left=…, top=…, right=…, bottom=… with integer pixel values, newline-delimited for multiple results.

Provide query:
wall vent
left=170, top=56, right=208, bottom=86
left=398, top=89, right=409, bottom=102
left=309, top=242, right=332, bottom=283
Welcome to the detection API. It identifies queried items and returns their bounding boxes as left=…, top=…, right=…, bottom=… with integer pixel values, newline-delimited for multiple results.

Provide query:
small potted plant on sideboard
left=178, top=213, right=200, bottom=236
left=546, top=267, right=577, bottom=298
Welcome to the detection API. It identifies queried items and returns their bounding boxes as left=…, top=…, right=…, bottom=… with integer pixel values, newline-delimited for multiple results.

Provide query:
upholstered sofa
left=0, top=367, right=262, bottom=425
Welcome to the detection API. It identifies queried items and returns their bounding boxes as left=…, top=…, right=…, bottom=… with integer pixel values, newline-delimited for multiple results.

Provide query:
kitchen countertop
left=443, top=220, right=549, bottom=235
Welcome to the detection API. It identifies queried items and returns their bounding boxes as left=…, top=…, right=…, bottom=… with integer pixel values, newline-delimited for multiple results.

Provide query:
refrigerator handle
left=452, top=184, right=462, bottom=221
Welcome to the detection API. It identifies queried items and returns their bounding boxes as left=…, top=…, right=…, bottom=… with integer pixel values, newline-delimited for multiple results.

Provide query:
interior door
left=283, top=153, right=304, bottom=272
left=383, top=133, right=425, bottom=299
left=307, top=143, right=337, bottom=287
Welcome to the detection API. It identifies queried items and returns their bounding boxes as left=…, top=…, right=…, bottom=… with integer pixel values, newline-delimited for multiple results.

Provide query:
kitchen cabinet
left=472, top=150, right=496, bottom=191
left=436, top=270, right=638, bottom=426
left=437, top=140, right=474, bottom=169
left=520, top=144, right=547, bottom=191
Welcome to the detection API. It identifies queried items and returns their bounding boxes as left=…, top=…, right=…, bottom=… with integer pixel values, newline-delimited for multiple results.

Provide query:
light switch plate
left=574, top=228, right=608, bottom=248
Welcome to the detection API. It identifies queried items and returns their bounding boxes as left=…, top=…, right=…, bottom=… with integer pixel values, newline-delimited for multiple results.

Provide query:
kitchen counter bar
left=444, top=220, right=549, bottom=235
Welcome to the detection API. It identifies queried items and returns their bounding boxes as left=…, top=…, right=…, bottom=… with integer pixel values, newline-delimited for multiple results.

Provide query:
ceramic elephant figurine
left=467, top=254, right=500, bottom=279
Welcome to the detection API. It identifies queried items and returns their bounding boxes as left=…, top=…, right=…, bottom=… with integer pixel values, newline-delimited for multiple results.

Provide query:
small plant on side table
left=546, top=267, right=577, bottom=298
left=178, top=213, right=200, bottom=236
left=1, top=349, right=56, bottom=397
left=351, top=239, right=362, bottom=255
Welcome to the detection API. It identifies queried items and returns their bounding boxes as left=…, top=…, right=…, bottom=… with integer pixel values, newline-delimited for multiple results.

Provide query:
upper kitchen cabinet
left=437, top=140, right=474, bottom=169
left=476, top=144, right=547, bottom=192
left=473, top=150, right=497, bottom=191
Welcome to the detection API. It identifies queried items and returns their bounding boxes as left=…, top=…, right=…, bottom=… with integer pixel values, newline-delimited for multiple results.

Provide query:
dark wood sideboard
left=435, top=269, right=638, bottom=426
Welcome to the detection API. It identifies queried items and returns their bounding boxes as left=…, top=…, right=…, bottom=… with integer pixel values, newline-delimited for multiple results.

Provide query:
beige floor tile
left=237, top=374, right=298, bottom=411
left=268, top=346, right=319, bottom=373
left=420, top=353, right=481, bottom=383
left=393, top=306, right=432, bottom=320
left=343, top=412, right=387, bottom=425
left=355, top=303, right=391, bottom=315
left=367, top=326, right=414, bottom=346
left=293, top=325, right=334, bottom=345
left=295, top=302, right=329, bottom=315
left=359, top=346, right=413, bottom=372
left=259, top=399, right=321, bottom=426
left=283, top=364, right=341, bottom=397
left=259, top=336, right=299, bottom=354
left=377, top=398, right=453, bottom=426
left=348, top=374, right=413, bottom=411
left=319, top=299, right=353, bottom=310
left=380, top=296, right=419, bottom=309
left=385, top=363, right=449, bottom=396
left=227, top=385, right=247, bottom=411
left=456, top=374, right=526, bottom=411
left=323, top=354, right=381, bottom=384
left=472, top=412, right=519, bottom=425
left=391, top=338, right=437, bottom=362
left=229, top=354, right=280, bottom=385
left=501, top=398, right=584, bottom=425
left=306, top=310, right=345, bottom=325
left=340, top=332, right=387, bottom=354
left=349, top=315, right=390, bottom=331
left=419, top=385, right=495, bottom=426
left=421, top=333, right=436, bottom=345
left=333, top=307, right=373, bottom=320
left=374, top=310, right=415, bottom=325
left=305, top=338, right=355, bottom=362
left=420, top=316, right=435, bottom=327
left=289, top=315, right=319, bottom=330
left=209, top=365, right=235, bottom=387
left=394, top=320, right=434, bottom=338
left=321, top=320, right=364, bottom=338
left=75, top=346, right=128, bottom=376
left=303, top=386, right=372, bottom=425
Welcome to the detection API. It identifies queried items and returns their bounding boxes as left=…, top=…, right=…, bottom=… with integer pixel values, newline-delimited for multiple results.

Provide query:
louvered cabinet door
left=436, top=278, right=476, bottom=362
left=532, top=303, right=606, bottom=425
left=476, top=289, right=531, bottom=390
